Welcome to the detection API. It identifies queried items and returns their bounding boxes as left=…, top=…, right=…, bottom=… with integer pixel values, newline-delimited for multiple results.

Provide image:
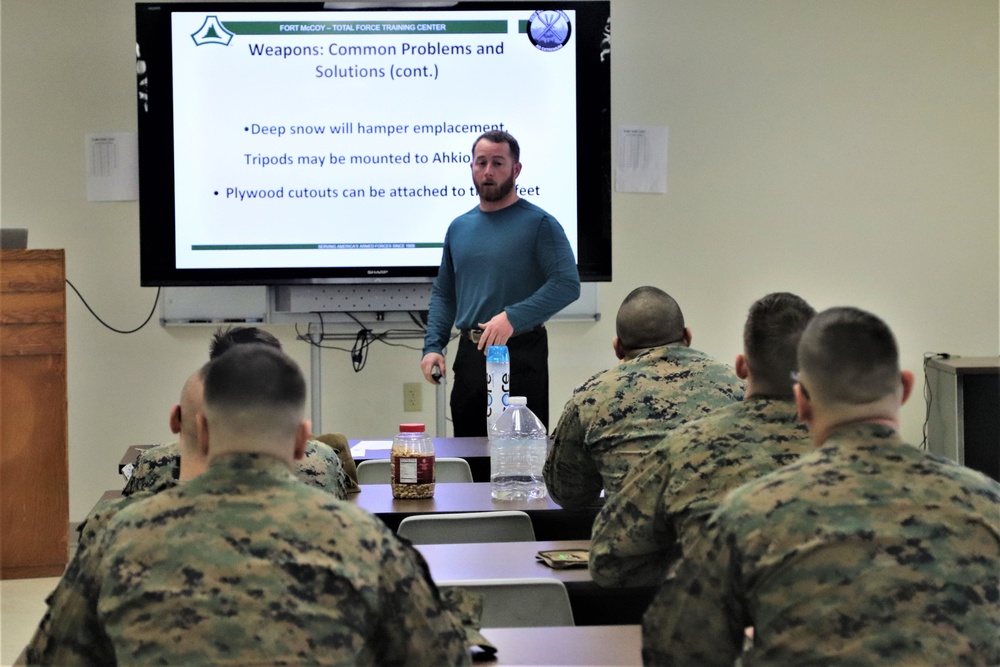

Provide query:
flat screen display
left=136, top=2, right=611, bottom=285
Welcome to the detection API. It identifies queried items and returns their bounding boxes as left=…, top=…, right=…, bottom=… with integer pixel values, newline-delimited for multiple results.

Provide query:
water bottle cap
left=508, top=396, right=527, bottom=406
left=398, top=423, right=425, bottom=433
left=486, top=345, right=510, bottom=362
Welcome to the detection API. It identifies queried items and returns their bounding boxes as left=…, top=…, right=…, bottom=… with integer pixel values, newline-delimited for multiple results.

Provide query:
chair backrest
left=355, top=459, right=391, bottom=484
left=356, top=457, right=473, bottom=485
left=397, top=511, right=536, bottom=545
left=436, top=457, right=474, bottom=483
left=439, top=578, right=574, bottom=628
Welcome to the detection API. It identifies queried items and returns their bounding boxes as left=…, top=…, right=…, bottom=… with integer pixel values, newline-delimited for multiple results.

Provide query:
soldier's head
left=737, top=292, right=816, bottom=397
left=198, top=344, right=310, bottom=464
left=209, top=326, right=281, bottom=360
left=794, top=307, right=914, bottom=441
left=614, top=286, right=690, bottom=360
left=169, top=362, right=210, bottom=479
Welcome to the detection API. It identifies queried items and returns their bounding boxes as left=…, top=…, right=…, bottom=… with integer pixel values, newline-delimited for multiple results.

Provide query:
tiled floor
left=0, top=577, right=59, bottom=666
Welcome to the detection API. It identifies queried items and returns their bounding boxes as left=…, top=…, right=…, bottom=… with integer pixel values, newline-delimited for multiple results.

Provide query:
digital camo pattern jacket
left=642, top=422, right=1000, bottom=667
left=543, top=344, right=744, bottom=509
left=29, top=453, right=470, bottom=667
left=123, top=439, right=350, bottom=499
left=590, top=397, right=812, bottom=588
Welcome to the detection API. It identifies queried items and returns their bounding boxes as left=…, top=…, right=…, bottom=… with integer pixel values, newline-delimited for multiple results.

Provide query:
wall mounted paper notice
left=615, top=125, right=668, bottom=193
left=86, top=132, right=139, bottom=201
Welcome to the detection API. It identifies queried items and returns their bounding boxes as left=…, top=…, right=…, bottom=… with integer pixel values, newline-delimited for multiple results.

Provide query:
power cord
left=921, top=352, right=951, bottom=450
left=65, top=279, right=160, bottom=334
left=294, top=310, right=450, bottom=372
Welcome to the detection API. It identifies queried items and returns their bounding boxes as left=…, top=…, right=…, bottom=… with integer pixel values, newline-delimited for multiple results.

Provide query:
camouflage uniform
left=590, top=397, right=811, bottom=588
left=28, top=452, right=470, bottom=667
left=543, top=345, right=744, bottom=509
left=642, top=423, right=1000, bottom=666
left=123, top=438, right=350, bottom=499
left=78, top=477, right=177, bottom=551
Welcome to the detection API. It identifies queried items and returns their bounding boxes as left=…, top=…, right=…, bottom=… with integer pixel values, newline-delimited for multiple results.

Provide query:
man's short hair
left=209, top=326, right=282, bottom=360
left=203, top=344, right=306, bottom=432
left=743, top=292, right=816, bottom=395
left=616, top=286, right=685, bottom=353
left=797, top=307, right=900, bottom=405
left=471, top=130, right=520, bottom=162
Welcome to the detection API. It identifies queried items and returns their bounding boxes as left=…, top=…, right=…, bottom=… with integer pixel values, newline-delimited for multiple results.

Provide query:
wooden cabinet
left=1, top=249, right=69, bottom=578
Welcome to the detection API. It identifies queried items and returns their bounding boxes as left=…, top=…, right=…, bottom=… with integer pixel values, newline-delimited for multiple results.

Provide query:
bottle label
left=393, top=454, right=435, bottom=484
left=486, top=367, right=510, bottom=422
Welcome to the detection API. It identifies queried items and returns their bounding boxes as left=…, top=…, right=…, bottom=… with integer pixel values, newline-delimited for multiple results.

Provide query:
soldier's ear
left=612, top=336, right=626, bottom=361
left=681, top=327, right=692, bottom=347
left=735, top=354, right=749, bottom=380
left=169, top=404, right=182, bottom=435
left=899, top=370, right=915, bottom=406
left=293, top=420, right=310, bottom=460
left=794, top=383, right=812, bottom=425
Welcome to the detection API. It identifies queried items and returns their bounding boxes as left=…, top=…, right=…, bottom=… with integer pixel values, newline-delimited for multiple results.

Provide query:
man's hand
left=477, top=311, right=514, bottom=351
left=420, top=352, right=446, bottom=384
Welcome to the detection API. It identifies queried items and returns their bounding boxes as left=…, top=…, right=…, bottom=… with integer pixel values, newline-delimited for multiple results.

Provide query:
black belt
left=459, top=325, right=544, bottom=344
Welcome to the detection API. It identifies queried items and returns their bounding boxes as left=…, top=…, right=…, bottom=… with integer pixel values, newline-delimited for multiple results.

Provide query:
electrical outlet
left=403, top=382, right=422, bottom=412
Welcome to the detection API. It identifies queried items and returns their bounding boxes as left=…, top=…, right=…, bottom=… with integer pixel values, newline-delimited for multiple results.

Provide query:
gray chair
left=397, top=511, right=536, bottom=545
left=356, top=457, right=473, bottom=485
left=439, top=578, right=575, bottom=627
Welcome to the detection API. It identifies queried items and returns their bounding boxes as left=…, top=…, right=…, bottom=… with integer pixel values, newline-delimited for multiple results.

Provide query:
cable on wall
left=294, top=310, right=453, bottom=373
left=921, top=352, right=951, bottom=450
left=65, top=279, right=161, bottom=334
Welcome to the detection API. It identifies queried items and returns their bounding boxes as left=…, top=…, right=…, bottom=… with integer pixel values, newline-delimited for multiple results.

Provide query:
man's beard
left=474, top=172, right=516, bottom=202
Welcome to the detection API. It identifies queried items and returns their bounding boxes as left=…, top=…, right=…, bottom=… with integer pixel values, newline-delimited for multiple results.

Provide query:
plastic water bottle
left=486, top=345, right=510, bottom=431
left=488, top=396, right=548, bottom=500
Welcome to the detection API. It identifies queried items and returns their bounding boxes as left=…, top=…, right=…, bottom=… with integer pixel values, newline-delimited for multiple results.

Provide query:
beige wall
left=2, top=0, right=997, bottom=521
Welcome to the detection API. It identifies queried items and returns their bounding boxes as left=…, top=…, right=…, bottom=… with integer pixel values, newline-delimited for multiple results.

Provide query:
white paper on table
left=350, top=440, right=393, bottom=457
left=614, top=125, right=668, bottom=193
left=86, top=132, right=139, bottom=201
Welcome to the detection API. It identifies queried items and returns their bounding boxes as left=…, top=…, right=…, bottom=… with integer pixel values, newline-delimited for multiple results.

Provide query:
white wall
left=2, top=0, right=997, bottom=521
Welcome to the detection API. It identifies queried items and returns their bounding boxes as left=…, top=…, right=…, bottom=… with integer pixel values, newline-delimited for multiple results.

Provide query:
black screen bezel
left=136, top=1, right=611, bottom=286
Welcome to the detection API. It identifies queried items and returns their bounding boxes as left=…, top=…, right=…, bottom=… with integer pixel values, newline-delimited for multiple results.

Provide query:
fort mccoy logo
left=527, top=9, right=572, bottom=52
left=191, top=16, right=234, bottom=46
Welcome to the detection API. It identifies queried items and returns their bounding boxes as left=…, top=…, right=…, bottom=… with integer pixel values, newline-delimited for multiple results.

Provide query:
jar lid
left=398, top=423, right=426, bottom=432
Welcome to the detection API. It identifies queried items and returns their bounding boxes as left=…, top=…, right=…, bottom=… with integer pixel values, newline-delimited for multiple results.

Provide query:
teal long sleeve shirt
left=423, top=198, right=580, bottom=356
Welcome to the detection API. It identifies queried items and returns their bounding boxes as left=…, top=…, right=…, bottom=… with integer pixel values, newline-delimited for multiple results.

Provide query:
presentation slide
left=170, top=9, right=579, bottom=270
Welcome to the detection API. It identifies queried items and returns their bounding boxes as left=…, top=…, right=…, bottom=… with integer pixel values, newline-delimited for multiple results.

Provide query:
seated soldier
left=123, top=325, right=356, bottom=497
left=590, top=292, right=816, bottom=587
left=78, top=364, right=207, bottom=551
left=28, top=344, right=469, bottom=666
left=543, top=286, right=744, bottom=508
left=642, top=307, right=1000, bottom=666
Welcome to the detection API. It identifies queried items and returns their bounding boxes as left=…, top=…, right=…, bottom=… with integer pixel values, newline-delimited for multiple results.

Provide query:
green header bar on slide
left=223, top=21, right=508, bottom=35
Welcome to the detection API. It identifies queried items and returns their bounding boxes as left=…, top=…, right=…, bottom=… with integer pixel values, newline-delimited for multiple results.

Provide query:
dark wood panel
left=0, top=354, right=69, bottom=577
left=0, top=322, right=67, bottom=357
left=0, top=250, right=65, bottom=292
left=0, top=291, right=66, bottom=325
left=0, top=250, right=68, bottom=579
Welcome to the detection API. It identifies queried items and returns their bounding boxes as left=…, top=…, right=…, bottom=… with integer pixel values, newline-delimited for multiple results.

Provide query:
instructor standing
left=421, top=131, right=580, bottom=436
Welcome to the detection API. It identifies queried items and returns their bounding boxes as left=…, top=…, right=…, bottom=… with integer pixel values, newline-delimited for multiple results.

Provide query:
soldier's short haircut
left=471, top=130, right=520, bottom=162
left=743, top=292, right=816, bottom=395
left=209, top=326, right=282, bottom=360
left=797, top=307, right=900, bottom=404
left=616, top=286, right=685, bottom=353
left=204, top=344, right=306, bottom=418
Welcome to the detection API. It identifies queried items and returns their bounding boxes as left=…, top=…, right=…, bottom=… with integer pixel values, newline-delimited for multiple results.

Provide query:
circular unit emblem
left=527, top=9, right=572, bottom=52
